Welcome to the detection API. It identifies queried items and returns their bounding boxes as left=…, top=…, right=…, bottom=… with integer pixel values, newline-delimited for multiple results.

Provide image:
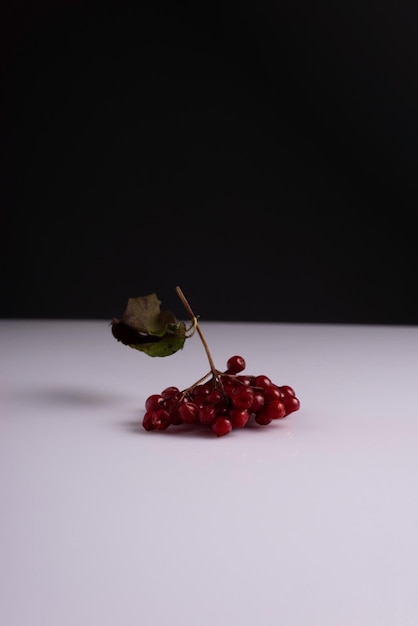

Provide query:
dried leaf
left=111, top=292, right=186, bottom=357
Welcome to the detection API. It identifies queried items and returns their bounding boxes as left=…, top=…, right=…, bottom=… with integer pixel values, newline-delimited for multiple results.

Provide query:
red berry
left=226, top=355, right=246, bottom=374
left=280, top=385, right=296, bottom=397
left=231, top=386, right=254, bottom=410
left=265, top=399, right=286, bottom=420
left=161, top=386, right=180, bottom=399
left=254, top=375, right=272, bottom=389
left=263, top=385, right=283, bottom=402
left=250, top=391, right=265, bottom=413
left=283, top=396, right=300, bottom=414
left=178, top=401, right=199, bottom=424
left=169, top=408, right=184, bottom=425
left=254, top=409, right=272, bottom=425
left=204, top=389, right=223, bottom=406
left=212, top=417, right=233, bottom=437
left=152, top=409, right=171, bottom=430
left=165, top=392, right=183, bottom=410
left=229, top=408, right=249, bottom=428
left=222, top=377, right=237, bottom=398
left=191, top=384, right=210, bottom=401
left=145, top=394, right=164, bottom=412
left=198, top=405, right=216, bottom=425
left=142, top=410, right=156, bottom=430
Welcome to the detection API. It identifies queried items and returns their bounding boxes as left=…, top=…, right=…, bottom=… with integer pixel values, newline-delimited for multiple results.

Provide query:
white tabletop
left=1, top=319, right=418, bottom=626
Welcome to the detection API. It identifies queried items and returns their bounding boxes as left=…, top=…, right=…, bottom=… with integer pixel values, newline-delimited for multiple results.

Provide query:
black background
left=2, top=1, right=417, bottom=324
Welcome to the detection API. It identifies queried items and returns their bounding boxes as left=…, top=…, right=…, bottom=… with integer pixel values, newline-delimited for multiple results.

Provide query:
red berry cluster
left=142, top=355, right=300, bottom=437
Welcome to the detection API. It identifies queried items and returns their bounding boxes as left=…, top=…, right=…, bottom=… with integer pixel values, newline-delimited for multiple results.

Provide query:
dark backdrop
left=2, top=1, right=417, bottom=324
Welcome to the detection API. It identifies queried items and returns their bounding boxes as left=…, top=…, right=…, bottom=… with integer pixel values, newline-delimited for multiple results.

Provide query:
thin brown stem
left=175, top=286, right=218, bottom=376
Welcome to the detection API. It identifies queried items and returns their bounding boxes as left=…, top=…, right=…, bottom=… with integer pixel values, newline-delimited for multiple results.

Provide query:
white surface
left=1, top=319, right=418, bottom=626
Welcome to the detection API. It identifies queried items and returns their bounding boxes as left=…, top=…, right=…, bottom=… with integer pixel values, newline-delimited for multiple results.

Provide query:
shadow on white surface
left=5, top=386, right=125, bottom=408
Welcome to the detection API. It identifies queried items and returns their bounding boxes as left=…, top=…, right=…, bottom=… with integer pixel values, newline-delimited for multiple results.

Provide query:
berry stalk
left=175, top=285, right=218, bottom=378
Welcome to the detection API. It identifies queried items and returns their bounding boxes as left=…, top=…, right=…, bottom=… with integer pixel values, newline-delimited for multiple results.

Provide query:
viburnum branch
left=112, top=285, right=301, bottom=436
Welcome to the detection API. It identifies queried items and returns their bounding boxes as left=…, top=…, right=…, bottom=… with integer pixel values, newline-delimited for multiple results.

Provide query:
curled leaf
left=111, top=292, right=187, bottom=357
